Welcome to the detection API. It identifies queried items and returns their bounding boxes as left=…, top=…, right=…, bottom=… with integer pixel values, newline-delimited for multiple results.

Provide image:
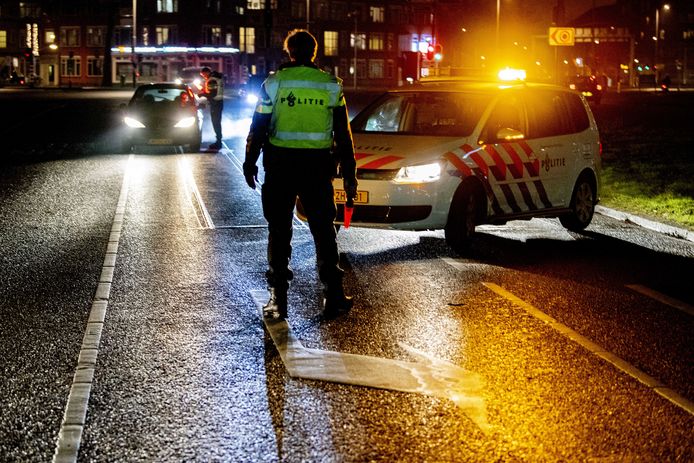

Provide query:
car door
left=523, top=89, right=579, bottom=209
left=477, top=91, right=537, bottom=215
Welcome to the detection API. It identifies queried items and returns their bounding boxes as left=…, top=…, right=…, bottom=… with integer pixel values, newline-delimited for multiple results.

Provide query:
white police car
left=330, top=77, right=602, bottom=254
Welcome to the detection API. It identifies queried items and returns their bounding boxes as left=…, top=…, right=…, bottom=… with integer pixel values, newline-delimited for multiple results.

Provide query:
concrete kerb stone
left=596, top=205, right=694, bottom=243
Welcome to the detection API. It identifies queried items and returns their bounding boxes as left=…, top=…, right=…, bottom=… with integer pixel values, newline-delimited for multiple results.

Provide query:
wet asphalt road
left=0, top=90, right=692, bottom=462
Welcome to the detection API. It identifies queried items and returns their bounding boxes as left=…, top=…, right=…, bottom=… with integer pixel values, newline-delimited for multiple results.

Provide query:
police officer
left=199, top=66, right=224, bottom=150
left=243, top=29, right=357, bottom=320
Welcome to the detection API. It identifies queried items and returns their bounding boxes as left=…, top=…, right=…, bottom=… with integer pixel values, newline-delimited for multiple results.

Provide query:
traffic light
left=434, top=44, right=443, bottom=61
left=426, top=44, right=435, bottom=61
left=22, top=48, right=32, bottom=59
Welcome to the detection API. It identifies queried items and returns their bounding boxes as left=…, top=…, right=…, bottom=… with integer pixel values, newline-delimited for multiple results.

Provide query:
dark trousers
left=209, top=100, right=223, bottom=142
left=261, top=148, right=343, bottom=291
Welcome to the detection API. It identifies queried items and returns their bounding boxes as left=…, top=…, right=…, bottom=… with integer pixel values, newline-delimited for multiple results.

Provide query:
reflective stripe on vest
left=263, top=68, right=344, bottom=149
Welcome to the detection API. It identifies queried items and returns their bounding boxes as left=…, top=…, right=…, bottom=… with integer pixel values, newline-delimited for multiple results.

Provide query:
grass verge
left=595, top=96, right=694, bottom=232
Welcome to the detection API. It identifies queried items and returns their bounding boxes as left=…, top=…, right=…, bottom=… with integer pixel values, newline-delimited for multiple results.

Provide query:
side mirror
left=495, top=127, right=525, bottom=141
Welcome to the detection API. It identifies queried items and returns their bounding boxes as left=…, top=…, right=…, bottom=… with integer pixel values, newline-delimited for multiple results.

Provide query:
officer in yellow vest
left=243, top=29, right=357, bottom=320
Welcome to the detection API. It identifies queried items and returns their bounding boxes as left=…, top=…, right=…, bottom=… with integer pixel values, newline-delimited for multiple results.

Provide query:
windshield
left=351, top=91, right=491, bottom=136
left=131, top=87, right=191, bottom=106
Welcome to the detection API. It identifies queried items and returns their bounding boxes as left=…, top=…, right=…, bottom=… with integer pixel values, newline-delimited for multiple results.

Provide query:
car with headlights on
left=567, top=75, right=604, bottom=105
left=121, top=83, right=202, bottom=152
left=307, top=77, right=601, bottom=254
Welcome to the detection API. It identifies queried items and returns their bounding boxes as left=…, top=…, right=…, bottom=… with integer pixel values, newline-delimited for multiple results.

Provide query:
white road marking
left=481, top=281, right=694, bottom=416
left=251, top=290, right=489, bottom=432
left=53, top=155, right=134, bottom=463
left=178, top=156, right=215, bottom=229
left=626, top=284, right=694, bottom=317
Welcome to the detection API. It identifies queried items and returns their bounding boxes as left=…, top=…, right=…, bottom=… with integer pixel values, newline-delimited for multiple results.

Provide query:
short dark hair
left=283, top=29, right=317, bottom=63
left=200, top=67, right=211, bottom=74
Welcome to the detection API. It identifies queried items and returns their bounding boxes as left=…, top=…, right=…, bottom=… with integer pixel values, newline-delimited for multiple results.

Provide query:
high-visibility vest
left=204, top=72, right=224, bottom=101
left=257, top=66, right=344, bottom=149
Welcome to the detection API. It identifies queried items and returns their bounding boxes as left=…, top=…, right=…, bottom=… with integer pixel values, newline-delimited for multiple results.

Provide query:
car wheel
left=445, top=184, right=483, bottom=255
left=189, top=139, right=201, bottom=152
left=560, top=174, right=595, bottom=231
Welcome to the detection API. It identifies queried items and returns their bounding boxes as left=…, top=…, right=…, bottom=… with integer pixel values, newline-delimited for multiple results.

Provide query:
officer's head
left=200, top=67, right=211, bottom=78
left=284, top=29, right=317, bottom=64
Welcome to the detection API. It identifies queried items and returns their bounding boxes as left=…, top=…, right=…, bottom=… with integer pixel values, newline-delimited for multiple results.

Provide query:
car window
left=352, top=92, right=490, bottom=136
left=525, top=90, right=573, bottom=139
left=563, top=93, right=590, bottom=132
left=525, top=90, right=590, bottom=137
left=480, top=94, right=526, bottom=143
left=132, top=87, right=187, bottom=106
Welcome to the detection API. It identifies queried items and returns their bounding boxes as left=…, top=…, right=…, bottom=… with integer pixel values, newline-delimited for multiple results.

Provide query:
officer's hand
left=243, top=163, right=259, bottom=189
left=343, top=177, right=358, bottom=201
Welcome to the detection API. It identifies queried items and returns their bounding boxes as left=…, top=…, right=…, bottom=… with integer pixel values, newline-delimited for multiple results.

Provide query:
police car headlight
left=123, top=116, right=145, bottom=128
left=246, top=93, right=259, bottom=105
left=393, top=162, right=442, bottom=184
left=174, top=116, right=196, bottom=128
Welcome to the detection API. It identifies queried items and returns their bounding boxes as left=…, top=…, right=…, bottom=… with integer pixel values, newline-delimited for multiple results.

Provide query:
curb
left=595, top=205, right=694, bottom=243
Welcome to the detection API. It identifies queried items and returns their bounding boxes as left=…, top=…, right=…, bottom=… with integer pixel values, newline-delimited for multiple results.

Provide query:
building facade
left=0, top=0, right=439, bottom=89
left=4, top=0, right=690, bottom=89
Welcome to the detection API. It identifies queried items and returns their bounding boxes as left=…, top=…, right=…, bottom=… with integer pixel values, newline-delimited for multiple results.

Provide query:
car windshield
left=351, top=91, right=492, bottom=136
left=131, top=87, right=189, bottom=106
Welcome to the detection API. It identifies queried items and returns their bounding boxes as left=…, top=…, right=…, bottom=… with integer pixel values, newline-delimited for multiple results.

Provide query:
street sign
left=549, top=27, right=575, bottom=46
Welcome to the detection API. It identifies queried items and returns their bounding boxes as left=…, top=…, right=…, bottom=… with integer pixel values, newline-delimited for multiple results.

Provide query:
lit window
left=369, top=33, right=383, bottom=51
left=247, top=0, right=276, bottom=8
left=370, top=6, right=384, bottom=23
left=240, top=27, right=255, bottom=53
left=350, top=33, right=366, bottom=50
left=324, top=31, right=338, bottom=56
left=44, top=30, right=55, bottom=45
left=0, top=31, right=6, bottom=48
left=157, top=0, right=178, bottom=13
left=156, top=26, right=177, bottom=45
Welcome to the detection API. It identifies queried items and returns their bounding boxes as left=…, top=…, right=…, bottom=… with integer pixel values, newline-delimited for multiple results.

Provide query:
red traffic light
left=426, top=44, right=435, bottom=61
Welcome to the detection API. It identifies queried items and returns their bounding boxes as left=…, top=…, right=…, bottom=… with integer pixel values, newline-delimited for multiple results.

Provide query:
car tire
left=189, top=139, right=201, bottom=152
left=445, top=184, right=483, bottom=255
left=559, top=174, right=596, bottom=231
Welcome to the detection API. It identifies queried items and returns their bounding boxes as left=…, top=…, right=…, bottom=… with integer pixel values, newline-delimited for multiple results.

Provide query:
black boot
left=323, top=283, right=353, bottom=319
left=263, top=287, right=288, bottom=320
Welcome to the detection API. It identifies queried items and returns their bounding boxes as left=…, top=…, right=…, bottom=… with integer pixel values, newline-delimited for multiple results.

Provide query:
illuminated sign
left=548, top=27, right=575, bottom=46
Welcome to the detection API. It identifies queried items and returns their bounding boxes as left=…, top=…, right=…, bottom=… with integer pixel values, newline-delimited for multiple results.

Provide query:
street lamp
left=653, top=3, right=670, bottom=83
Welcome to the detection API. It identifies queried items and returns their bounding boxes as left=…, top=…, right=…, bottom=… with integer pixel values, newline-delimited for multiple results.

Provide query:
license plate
left=148, top=138, right=172, bottom=145
left=334, top=189, right=369, bottom=204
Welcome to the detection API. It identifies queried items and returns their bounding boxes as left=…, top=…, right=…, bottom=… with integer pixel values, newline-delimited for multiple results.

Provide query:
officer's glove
left=243, top=163, right=259, bottom=189
left=343, top=177, right=358, bottom=202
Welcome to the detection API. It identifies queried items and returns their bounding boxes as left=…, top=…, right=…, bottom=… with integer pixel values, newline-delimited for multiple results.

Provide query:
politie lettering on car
left=296, top=71, right=602, bottom=254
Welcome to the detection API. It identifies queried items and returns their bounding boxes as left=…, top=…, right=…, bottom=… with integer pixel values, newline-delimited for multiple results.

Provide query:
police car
left=330, top=76, right=601, bottom=254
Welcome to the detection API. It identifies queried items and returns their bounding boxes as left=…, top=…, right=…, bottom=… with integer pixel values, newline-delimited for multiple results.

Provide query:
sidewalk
left=596, top=206, right=694, bottom=243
